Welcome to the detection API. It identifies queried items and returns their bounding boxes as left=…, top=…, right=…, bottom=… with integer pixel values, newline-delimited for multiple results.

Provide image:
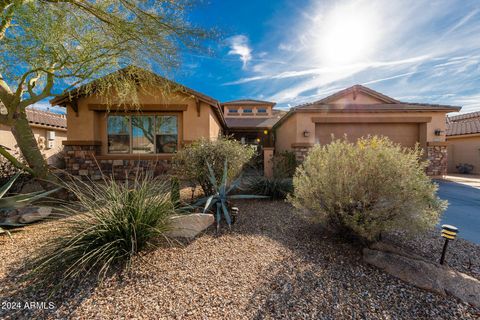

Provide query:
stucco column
left=263, top=147, right=274, bottom=178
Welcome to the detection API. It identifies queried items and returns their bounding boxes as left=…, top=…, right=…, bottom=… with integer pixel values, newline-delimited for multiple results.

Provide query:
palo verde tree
left=0, top=0, right=210, bottom=180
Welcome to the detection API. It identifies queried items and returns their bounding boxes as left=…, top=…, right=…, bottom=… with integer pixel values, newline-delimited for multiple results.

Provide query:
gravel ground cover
left=0, top=200, right=479, bottom=319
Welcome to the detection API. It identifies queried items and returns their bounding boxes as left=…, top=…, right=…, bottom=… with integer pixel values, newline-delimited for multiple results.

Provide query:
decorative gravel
left=0, top=200, right=479, bottom=319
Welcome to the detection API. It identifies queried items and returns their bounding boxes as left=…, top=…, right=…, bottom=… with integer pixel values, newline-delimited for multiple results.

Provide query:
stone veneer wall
left=64, top=144, right=171, bottom=180
left=292, top=143, right=447, bottom=177
left=426, top=144, right=447, bottom=177
left=292, top=144, right=314, bottom=162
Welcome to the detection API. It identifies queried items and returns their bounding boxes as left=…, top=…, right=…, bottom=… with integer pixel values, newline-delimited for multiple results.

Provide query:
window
left=108, top=116, right=130, bottom=154
left=131, top=116, right=155, bottom=154
left=228, top=109, right=238, bottom=114
left=243, top=108, right=253, bottom=113
left=107, top=115, right=178, bottom=154
left=257, top=108, right=267, bottom=113
left=155, top=115, right=178, bottom=153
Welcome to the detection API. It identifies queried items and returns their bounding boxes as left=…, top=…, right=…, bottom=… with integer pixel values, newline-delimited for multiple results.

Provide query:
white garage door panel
left=315, top=123, right=419, bottom=147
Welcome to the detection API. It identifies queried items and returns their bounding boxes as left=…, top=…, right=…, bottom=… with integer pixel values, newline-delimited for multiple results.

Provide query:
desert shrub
left=244, top=175, right=293, bottom=200
left=272, top=151, right=297, bottom=178
left=289, top=136, right=447, bottom=243
left=173, top=137, right=255, bottom=195
left=30, top=172, right=176, bottom=286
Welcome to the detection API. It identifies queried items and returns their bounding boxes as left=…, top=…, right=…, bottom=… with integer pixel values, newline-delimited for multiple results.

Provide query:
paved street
left=437, top=180, right=480, bottom=244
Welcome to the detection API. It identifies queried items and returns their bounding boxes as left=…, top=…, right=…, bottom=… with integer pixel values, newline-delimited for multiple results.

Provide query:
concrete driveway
left=436, top=180, right=480, bottom=244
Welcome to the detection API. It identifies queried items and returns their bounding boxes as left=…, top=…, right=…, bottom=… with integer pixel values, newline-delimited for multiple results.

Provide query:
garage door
left=315, top=123, right=419, bottom=147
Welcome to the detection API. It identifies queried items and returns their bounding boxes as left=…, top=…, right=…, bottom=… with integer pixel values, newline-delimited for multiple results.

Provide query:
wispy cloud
left=226, top=35, right=252, bottom=69
left=219, top=0, right=480, bottom=111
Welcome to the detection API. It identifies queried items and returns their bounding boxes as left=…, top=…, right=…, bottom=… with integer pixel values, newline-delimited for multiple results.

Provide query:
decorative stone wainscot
left=291, top=143, right=314, bottom=162
left=426, top=142, right=448, bottom=177
left=63, top=141, right=171, bottom=180
left=290, top=141, right=448, bottom=177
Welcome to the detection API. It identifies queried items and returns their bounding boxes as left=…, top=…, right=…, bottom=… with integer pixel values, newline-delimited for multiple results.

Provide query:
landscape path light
left=439, top=224, right=458, bottom=265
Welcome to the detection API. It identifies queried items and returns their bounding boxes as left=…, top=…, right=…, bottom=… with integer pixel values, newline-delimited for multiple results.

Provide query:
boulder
left=363, top=246, right=480, bottom=307
left=166, top=213, right=214, bottom=238
left=1, top=207, right=52, bottom=224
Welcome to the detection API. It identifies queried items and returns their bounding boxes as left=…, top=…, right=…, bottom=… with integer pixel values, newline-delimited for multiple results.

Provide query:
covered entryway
left=315, top=123, right=420, bottom=147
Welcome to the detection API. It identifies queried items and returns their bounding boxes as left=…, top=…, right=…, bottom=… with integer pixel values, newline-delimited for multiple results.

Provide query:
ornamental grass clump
left=173, top=137, right=255, bottom=196
left=30, top=172, right=176, bottom=286
left=289, top=136, right=447, bottom=243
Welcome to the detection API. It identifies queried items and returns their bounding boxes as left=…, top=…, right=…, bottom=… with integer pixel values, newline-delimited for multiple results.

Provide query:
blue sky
left=39, top=0, right=480, bottom=114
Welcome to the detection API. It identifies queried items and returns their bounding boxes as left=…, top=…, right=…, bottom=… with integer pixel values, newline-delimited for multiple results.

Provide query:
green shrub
left=272, top=151, right=297, bottom=178
left=30, top=172, right=176, bottom=286
left=289, top=136, right=447, bottom=243
left=244, top=175, right=293, bottom=199
left=173, top=137, right=255, bottom=195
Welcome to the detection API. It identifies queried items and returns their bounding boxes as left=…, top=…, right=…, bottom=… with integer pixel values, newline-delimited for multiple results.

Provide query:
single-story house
left=51, top=67, right=461, bottom=179
left=0, top=107, right=67, bottom=165
left=446, top=112, right=480, bottom=174
left=273, top=85, right=460, bottom=176
left=51, top=68, right=227, bottom=178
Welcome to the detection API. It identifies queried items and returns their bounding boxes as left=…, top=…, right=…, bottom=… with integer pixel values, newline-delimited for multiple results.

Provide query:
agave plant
left=0, top=173, right=58, bottom=236
left=195, top=160, right=267, bottom=231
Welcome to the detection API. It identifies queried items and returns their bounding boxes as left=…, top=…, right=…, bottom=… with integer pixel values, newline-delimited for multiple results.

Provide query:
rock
left=166, top=213, right=214, bottom=238
left=18, top=207, right=52, bottom=223
left=1, top=207, right=53, bottom=225
left=20, top=181, right=45, bottom=194
left=363, top=247, right=480, bottom=307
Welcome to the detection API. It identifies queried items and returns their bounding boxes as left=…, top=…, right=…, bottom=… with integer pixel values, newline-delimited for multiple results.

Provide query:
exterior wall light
left=264, top=130, right=269, bottom=135
left=439, top=224, right=458, bottom=265
left=434, top=129, right=444, bottom=136
left=303, top=130, right=310, bottom=137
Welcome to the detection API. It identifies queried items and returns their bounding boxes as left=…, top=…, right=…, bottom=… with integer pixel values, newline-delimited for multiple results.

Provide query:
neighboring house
left=222, top=100, right=285, bottom=147
left=0, top=108, right=67, bottom=165
left=273, top=85, right=460, bottom=176
left=51, top=67, right=461, bottom=179
left=446, top=112, right=480, bottom=174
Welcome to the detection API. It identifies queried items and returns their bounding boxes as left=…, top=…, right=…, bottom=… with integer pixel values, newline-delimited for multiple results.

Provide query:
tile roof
left=26, top=108, right=67, bottom=129
left=222, top=99, right=276, bottom=106
left=447, top=111, right=480, bottom=136
left=294, top=103, right=461, bottom=112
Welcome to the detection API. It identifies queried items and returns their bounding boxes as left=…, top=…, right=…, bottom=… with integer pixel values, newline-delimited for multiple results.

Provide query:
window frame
left=107, top=113, right=180, bottom=155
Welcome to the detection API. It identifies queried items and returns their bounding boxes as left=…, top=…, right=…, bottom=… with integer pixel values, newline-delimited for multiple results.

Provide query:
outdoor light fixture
left=303, top=130, right=310, bottom=137
left=434, top=129, right=444, bottom=136
left=264, top=130, right=268, bottom=135
left=255, top=138, right=261, bottom=143
left=439, top=224, right=458, bottom=265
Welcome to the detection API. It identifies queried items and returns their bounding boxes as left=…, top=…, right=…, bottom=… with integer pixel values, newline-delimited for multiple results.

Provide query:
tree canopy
left=0, top=0, right=211, bottom=179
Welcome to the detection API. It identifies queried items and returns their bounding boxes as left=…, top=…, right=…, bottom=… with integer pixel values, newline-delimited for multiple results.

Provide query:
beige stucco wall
left=0, top=124, right=67, bottom=164
left=446, top=135, right=480, bottom=174
left=209, top=107, right=222, bottom=139
left=328, top=92, right=385, bottom=105
left=66, top=87, right=223, bottom=155
left=275, top=111, right=448, bottom=152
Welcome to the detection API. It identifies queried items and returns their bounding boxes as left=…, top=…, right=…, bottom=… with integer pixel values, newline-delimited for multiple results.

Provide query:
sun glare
left=317, top=3, right=380, bottom=65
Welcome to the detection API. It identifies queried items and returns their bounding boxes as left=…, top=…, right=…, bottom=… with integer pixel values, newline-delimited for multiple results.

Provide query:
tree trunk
left=10, top=111, right=52, bottom=180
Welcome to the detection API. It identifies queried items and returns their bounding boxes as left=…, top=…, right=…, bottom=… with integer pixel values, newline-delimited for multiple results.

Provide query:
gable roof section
left=313, top=84, right=399, bottom=104
left=50, top=66, right=226, bottom=128
left=26, top=108, right=67, bottom=130
left=273, top=85, right=461, bottom=130
left=447, top=111, right=480, bottom=136
left=222, top=99, right=276, bottom=106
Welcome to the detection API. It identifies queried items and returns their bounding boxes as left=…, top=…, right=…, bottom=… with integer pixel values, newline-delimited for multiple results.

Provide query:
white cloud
left=226, top=35, right=252, bottom=69
left=221, top=0, right=480, bottom=110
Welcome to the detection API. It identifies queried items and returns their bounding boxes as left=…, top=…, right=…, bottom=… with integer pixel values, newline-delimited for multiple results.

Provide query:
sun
left=317, top=3, right=380, bottom=65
